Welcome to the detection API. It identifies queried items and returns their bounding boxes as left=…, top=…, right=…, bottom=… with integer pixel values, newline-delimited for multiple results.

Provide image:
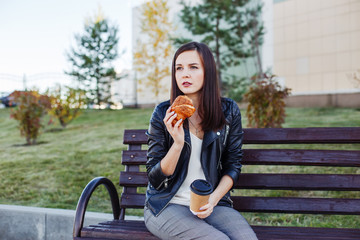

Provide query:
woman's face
left=175, top=50, right=204, bottom=97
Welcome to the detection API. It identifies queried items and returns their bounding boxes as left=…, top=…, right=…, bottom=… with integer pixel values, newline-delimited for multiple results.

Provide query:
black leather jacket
left=145, top=98, right=244, bottom=216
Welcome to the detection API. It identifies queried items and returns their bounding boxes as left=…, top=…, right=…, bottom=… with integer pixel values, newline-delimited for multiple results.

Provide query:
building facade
left=273, top=0, right=360, bottom=107
left=130, top=0, right=360, bottom=107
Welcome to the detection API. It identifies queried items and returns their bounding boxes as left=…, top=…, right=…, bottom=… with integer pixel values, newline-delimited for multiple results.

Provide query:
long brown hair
left=170, top=42, right=225, bottom=131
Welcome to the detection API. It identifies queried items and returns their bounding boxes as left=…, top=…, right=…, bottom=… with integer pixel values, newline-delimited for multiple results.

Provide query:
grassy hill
left=0, top=107, right=359, bottom=227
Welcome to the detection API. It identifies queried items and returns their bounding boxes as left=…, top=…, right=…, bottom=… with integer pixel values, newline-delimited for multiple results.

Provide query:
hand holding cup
left=190, top=179, right=213, bottom=215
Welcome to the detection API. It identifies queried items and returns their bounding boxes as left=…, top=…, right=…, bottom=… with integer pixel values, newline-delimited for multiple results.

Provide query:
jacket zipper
left=223, top=124, right=233, bottom=208
left=217, top=125, right=229, bottom=170
left=155, top=178, right=169, bottom=190
left=226, top=195, right=234, bottom=207
left=224, top=124, right=229, bottom=146
left=217, top=142, right=222, bottom=171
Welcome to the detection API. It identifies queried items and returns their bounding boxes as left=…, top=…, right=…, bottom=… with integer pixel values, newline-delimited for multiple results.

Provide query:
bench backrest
left=119, top=128, right=360, bottom=220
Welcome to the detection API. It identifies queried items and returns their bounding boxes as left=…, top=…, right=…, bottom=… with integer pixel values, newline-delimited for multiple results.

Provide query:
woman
left=144, top=42, right=257, bottom=240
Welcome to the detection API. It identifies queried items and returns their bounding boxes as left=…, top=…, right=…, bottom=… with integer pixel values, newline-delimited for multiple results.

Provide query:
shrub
left=244, top=74, right=291, bottom=128
left=48, top=86, right=86, bottom=128
left=10, top=91, right=51, bottom=145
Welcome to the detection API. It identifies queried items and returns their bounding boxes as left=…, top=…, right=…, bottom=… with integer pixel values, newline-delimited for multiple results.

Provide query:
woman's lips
left=182, top=81, right=192, bottom=87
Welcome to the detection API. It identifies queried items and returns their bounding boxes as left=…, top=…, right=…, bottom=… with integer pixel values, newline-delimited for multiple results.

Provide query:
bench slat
left=235, top=173, right=360, bottom=190
left=122, top=150, right=147, bottom=165
left=79, top=225, right=360, bottom=240
left=123, top=129, right=148, bottom=145
left=120, top=193, right=360, bottom=214
left=98, top=220, right=147, bottom=228
left=122, top=149, right=360, bottom=167
left=243, top=149, right=360, bottom=167
left=123, top=128, right=360, bottom=145
left=243, top=127, right=360, bottom=144
left=252, top=225, right=360, bottom=240
left=120, top=193, right=145, bottom=209
left=81, top=225, right=158, bottom=240
left=82, top=220, right=360, bottom=240
left=119, top=172, right=147, bottom=187
left=233, top=196, right=360, bottom=215
left=120, top=172, right=360, bottom=191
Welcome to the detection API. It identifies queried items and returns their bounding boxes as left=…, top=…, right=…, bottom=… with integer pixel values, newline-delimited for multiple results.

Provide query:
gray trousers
left=144, top=204, right=258, bottom=240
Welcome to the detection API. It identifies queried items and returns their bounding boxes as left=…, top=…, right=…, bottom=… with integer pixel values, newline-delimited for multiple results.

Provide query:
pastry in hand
left=171, top=95, right=196, bottom=126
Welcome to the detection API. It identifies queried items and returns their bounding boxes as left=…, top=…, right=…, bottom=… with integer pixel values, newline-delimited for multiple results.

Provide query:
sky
left=0, top=0, right=147, bottom=94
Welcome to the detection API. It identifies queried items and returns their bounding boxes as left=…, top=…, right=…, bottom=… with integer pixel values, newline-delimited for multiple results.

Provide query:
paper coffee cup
left=190, top=179, right=213, bottom=214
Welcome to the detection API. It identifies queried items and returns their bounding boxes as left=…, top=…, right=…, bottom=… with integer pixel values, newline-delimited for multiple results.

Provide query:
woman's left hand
left=196, top=195, right=217, bottom=219
left=196, top=175, right=233, bottom=219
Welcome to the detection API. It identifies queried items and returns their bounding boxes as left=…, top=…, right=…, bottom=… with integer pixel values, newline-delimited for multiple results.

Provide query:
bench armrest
left=73, top=177, right=120, bottom=238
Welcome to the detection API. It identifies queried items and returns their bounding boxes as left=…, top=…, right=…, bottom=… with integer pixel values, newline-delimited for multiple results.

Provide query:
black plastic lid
left=190, top=179, right=213, bottom=195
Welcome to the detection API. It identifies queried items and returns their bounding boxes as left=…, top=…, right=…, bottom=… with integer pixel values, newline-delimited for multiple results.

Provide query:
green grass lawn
left=0, top=107, right=359, bottom=228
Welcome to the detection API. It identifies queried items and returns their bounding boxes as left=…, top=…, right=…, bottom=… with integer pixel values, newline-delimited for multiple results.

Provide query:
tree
left=48, top=85, right=86, bottom=128
left=133, top=0, right=174, bottom=104
left=244, top=74, right=291, bottom=128
left=10, top=91, right=51, bottom=145
left=65, top=7, right=121, bottom=105
left=176, top=0, right=265, bottom=94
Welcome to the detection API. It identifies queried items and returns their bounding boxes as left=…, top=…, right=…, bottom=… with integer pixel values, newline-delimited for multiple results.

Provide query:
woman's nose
left=182, top=70, right=190, bottom=78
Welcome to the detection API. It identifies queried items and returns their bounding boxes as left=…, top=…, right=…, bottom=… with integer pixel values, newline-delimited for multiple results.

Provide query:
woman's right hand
left=163, top=107, right=184, bottom=146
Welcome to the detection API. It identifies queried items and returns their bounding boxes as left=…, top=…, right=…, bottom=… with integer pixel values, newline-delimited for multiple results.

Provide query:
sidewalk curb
left=0, top=204, right=143, bottom=240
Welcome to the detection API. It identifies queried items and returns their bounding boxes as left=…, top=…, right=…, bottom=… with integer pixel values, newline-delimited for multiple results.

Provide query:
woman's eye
left=176, top=67, right=183, bottom=70
left=190, top=66, right=198, bottom=69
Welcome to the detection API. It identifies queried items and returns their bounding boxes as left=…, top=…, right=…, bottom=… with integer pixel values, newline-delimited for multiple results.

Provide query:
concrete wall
left=0, top=204, right=143, bottom=240
left=285, top=92, right=360, bottom=108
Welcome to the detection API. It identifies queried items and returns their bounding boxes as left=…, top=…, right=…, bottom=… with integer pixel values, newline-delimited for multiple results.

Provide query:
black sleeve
left=221, top=100, right=243, bottom=185
left=146, top=105, right=171, bottom=190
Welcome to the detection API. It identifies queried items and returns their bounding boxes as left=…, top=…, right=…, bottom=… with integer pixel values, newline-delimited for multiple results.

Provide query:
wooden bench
left=73, top=127, right=360, bottom=240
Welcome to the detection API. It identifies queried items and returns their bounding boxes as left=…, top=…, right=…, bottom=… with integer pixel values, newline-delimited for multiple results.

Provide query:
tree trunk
left=26, top=136, right=31, bottom=145
left=154, top=65, right=159, bottom=105
left=215, top=17, right=222, bottom=91
left=248, top=10, right=263, bottom=80
left=96, top=67, right=101, bottom=104
left=59, top=117, right=67, bottom=128
left=253, top=28, right=263, bottom=79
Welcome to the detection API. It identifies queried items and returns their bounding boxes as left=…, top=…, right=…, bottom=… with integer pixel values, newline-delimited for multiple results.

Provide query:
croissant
left=171, top=95, right=196, bottom=126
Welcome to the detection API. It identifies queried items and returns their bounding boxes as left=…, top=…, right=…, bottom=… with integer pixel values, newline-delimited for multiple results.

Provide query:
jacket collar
left=184, top=120, right=221, bottom=147
left=203, top=130, right=220, bottom=147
